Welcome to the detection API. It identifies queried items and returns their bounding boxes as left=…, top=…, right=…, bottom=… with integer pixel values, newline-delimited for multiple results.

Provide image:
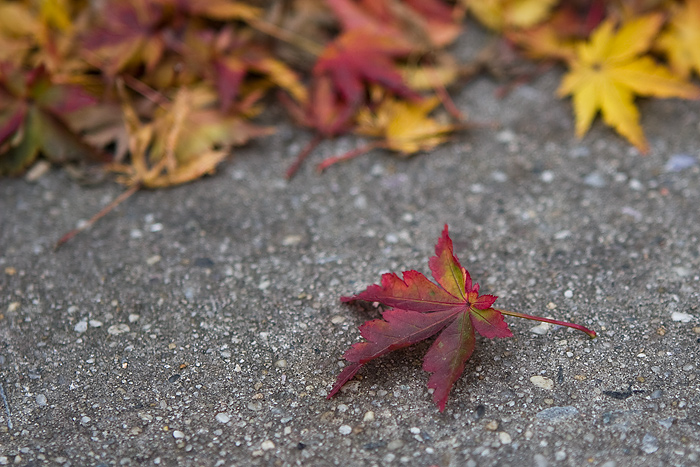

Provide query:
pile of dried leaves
left=2, top=0, right=699, bottom=186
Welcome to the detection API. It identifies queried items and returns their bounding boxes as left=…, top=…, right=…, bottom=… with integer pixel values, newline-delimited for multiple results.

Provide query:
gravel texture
left=1, top=26, right=700, bottom=467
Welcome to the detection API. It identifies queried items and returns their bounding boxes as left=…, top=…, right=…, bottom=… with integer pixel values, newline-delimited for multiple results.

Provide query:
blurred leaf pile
left=2, top=0, right=699, bottom=183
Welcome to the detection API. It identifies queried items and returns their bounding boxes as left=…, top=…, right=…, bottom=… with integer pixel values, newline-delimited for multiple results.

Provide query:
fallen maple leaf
left=316, top=95, right=463, bottom=171
left=466, top=0, right=558, bottom=31
left=314, top=29, right=420, bottom=115
left=0, top=64, right=102, bottom=175
left=328, top=225, right=596, bottom=411
left=655, top=0, right=700, bottom=79
left=557, top=13, right=700, bottom=153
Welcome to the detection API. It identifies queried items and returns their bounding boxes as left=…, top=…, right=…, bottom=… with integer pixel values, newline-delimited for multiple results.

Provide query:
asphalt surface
left=1, top=27, right=700, bottom=467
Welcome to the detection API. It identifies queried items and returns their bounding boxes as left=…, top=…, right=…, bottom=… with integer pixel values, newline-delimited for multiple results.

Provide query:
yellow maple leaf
left=356, top=96, right=457, bottom=154
left=557, top=13, right=700, bottom=153
left=656, top=0, right=700, bottom=79
left=465, top=0, right=557, bottom=31
left=317, top=95, right=463, bottom=171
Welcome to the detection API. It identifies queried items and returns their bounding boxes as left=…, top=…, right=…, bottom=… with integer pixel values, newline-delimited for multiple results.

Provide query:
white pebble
left=671, top=311, right=694, bottom=322
left=107, top=324, right=130, bottom=335
left=530, top=322, right=551, bottom=335
left=172, top=430, right=185, bottom=439
left=261, top=440, right=275, bottom=451
left=281, top=235, right=302, bottom=246
left=128, top=314, right=140, bottom=323
left=89, top=320, right=103, bottom=328
left=146, top=255, right=161, bottom=265
left=215, top=413, right=230, bottom=424
left=363, top=411, right=375, bottom=422
left=74, top=320, right=88, bottom=333
left=36, top=394, right=47, bottom=406
left=410, top=427, right=420, bottom=434
left=499, top=432, right=512, bottom=444
left=564, top=290, right=573, bottom=298
left=530, top=375, right=554, bottom=390
left=339, top=425, right=352, bottom=435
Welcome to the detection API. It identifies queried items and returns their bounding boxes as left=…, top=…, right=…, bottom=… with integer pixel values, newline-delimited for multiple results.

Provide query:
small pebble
left=107, top=324, right=130, bottom=335
left=81, top=416, right=91, bottom=425
left=215, top=413, right=230, bottom=424
left=530, top=375, right=554, bottom=390
left=671, top=312, right=694, bottom=322
left=484, top=420, right=499, bottom=431
left=247, top=401, right=263, bottom=411
left=410, top=427, right=420, bottom=434
left=74, top=320, right=88, bottom=333
left=261, top=440, right=275, bottom=451
left=146, top=255, right=161, bottom=265
left=363, top=411, right=375, bottom=422
left=564, top=290, right=573, bottom=298
left=282, top=235, right=302, bottom=246
left=387, top=439, right=404, bottom=450
left=128, top=314, right=140, bottom=323
left=330, top=315, right=345, bottom=324
left=172, top=430, right=185, bottom=439
left=339, top=425, right=352, bottom=435
left=555, top=450, right=566, bottom=461
left=665, top=154, right=697, bottom=172
left=657, top=417, right=674, bottom=429
left=533, top=453, right=548, bottom=467
left=36, top=394, right=47, bottom=406
left=584, top=172, right=606, bottom=187
left=530, top=323, right=551, bottom=335
left=499, top=432, right=512, bottom=444
left=89, top=320, right=103, bottom=328
left=491, top=171, right=508, bottom=182
left=641, top=433, right=658, bottom=454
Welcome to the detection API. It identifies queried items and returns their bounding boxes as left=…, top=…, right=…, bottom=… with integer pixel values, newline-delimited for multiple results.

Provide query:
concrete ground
left=1, top=26, right=700, bottom=467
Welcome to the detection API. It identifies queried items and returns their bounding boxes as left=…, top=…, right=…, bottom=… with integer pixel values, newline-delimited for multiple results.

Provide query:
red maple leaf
left=314, top=29, right=419, bottom=115
left=328, top=225, right=596, bottom=411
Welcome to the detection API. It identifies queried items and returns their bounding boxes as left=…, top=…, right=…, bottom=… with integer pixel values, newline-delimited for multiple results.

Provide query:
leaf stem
left=494, top=308, right=596, bottom=338
left=55, top=183, right=141, bottom=250
left=285, top=133, right=323, bottom=179
left=316, top=141, right=386, bottom=172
